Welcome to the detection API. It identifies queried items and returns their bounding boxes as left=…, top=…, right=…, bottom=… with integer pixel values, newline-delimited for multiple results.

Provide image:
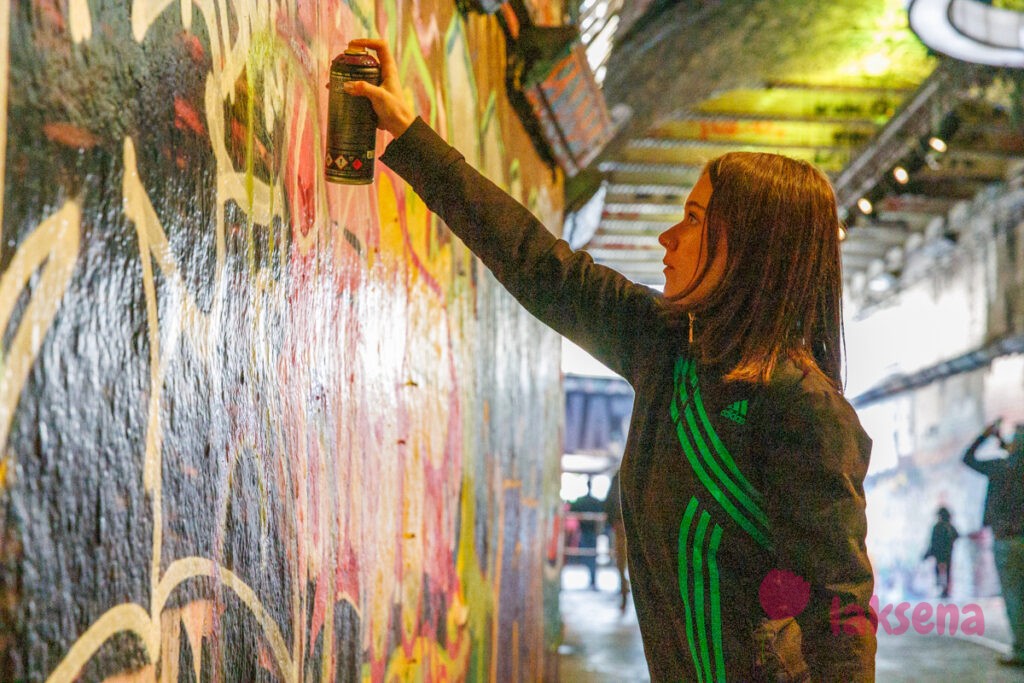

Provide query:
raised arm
left=384, top=118, right=666, bottom=378
left=963, top=420, right=1004, bottom=476
left=346, top=39, right=668, bottom=380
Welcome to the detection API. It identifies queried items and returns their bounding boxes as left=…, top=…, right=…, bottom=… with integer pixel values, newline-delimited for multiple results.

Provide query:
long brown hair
left=667, top=152, right=845, bottom=390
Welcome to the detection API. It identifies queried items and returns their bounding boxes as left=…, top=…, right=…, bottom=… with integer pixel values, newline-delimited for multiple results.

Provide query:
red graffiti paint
left=174, top=97, right=207, bottom=137
left=285, top=93, right=316, bottom=238
left=180, top=32, right=206, bottom=64
left=33, top=0, right=66, bottom=33
left=42, top=122, right=100, bottom=149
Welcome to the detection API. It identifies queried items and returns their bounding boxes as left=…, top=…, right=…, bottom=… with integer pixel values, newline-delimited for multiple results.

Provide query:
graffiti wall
left=0, top=1, right=564, bottom=681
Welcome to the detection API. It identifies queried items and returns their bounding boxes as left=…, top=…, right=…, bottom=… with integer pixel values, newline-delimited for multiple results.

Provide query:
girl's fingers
left=344, top=80, right=388, bottom=104
left=348, top=37, right=386, bottom=50
left=347, top=38, right=397, bottom=76
left=343, top=81, right=397, bottom=124
left=342, top=39, right=414, bottom=136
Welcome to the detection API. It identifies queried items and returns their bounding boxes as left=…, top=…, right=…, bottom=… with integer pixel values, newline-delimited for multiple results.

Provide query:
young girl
left=346, top=38, right=876, bottom=682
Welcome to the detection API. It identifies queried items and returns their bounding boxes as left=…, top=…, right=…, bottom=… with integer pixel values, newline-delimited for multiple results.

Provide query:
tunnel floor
left=557, top=565, right=1024, bottom=682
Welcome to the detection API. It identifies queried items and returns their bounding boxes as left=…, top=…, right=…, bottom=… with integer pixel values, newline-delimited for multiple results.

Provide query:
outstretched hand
left=342, top=39, right=416, bottom=138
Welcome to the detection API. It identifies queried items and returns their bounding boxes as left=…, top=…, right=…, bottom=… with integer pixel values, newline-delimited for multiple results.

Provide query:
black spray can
left=326, top=47, right=382, bottom=185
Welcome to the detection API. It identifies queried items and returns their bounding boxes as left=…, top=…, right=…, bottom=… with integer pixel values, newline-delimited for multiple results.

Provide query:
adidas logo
left=721, top=399, right=748, bottom=425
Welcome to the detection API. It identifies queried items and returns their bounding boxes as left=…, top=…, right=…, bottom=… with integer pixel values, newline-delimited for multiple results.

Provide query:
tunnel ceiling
left=578, top=0, right=1024, bottom=294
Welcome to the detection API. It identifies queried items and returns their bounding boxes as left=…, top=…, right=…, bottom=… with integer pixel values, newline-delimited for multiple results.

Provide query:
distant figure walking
left=569, top=477, right=605, bottom=590
left=923, top=507, right=959, bottom=598
left=963, top=418, right=1024, bottom=667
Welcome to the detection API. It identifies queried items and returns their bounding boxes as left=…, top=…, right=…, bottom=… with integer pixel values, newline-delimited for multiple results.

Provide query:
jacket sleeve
left=761, top=382, right=876, bottom=681
left=963, top=433, right=999, bottom=476
left=379, top=117, right=668, bottom=381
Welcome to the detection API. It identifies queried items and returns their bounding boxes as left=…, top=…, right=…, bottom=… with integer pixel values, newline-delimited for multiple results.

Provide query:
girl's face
left=658, top=172, right=728, bottom=305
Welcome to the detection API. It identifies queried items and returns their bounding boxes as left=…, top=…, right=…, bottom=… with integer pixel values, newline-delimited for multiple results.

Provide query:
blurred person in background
left=923, top=506, right=959, bottom=599
left=963, top=418, right=1024, bottom=667
left=569, top=476, right=605, bottom=590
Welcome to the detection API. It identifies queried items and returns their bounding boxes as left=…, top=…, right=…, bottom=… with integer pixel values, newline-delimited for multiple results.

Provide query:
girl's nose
left=658, top=225, right=677, bottom=250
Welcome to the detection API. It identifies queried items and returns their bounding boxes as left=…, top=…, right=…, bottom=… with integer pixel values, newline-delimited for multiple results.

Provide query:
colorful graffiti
left=0, top=0, right=563, bottom=681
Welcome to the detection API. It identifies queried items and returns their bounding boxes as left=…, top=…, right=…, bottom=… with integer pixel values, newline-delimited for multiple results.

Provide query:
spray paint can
left=326, top=47, right=382, bottom=185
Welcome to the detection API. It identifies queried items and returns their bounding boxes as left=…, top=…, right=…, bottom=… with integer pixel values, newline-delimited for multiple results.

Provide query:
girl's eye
left=687, top=212, right=699, bottom=224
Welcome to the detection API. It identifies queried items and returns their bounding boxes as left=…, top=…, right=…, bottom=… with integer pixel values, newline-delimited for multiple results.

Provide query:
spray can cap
left=344, top=46, right=368, bottom=55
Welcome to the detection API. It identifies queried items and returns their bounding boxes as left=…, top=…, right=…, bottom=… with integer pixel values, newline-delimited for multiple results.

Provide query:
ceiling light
left=857, top=197, right=874, bottom=215
left=908, top=0, right=1024, bottom=69
left=838, top=225, right=847, bottom=241
left=867, top=273, right=895, bottom=293
left=893, top=166, right=909, bottom=184
left=928, top=137, right=947, bottom=152
left=862, top=53, right=892, bottom=76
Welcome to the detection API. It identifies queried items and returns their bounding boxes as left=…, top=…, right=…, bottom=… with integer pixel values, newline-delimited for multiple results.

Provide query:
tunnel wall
left=0, top=2, right=565, bottom=681
left=848, top=176, right=1024, bottom=601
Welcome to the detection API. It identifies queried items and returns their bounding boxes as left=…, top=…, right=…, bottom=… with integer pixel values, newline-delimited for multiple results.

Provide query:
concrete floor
left=558, top=565, right=1024, bottom=682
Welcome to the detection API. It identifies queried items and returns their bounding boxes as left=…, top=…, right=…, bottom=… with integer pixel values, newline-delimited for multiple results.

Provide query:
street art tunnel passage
left=0, top=1, right=566, bottom=681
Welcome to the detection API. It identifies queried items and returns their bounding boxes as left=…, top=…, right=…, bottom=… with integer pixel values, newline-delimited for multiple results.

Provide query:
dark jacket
left=924, top=521, right=958, bottom=563
left=381, top=117, right=876, bottom=682
left=963, top=434, right=1024, bottom=539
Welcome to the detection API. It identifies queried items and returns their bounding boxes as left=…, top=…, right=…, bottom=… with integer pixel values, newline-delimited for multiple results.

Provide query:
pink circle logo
left=759, top=569, right=811, bottom=619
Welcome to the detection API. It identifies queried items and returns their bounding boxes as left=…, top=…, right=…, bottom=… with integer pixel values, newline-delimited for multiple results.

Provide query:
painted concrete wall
left=0, top=2, right=565, bottom=681
left=848, top=175, right=1024, bottom=600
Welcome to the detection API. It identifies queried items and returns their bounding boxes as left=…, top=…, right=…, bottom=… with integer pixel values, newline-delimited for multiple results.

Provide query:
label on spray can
left=326, top=47, right=382, bottom=185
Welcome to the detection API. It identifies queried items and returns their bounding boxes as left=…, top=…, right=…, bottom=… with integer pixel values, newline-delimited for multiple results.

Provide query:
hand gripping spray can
left=326, top=47, right=382, bottom=184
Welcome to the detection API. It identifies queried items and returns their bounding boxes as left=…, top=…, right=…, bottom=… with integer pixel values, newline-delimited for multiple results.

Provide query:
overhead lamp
left=862, top=52, right=891, bottom=76
left=893, top=166, right=910, bottom=184
left=867, top=272, right=895, bottom=293
left=928, top=137, right=947, bottom=153
left=907, top=0, right=1024, bottom=69
left=857, top=197, right=874, bottom=215
left=838, top=225, right=847, bottom=241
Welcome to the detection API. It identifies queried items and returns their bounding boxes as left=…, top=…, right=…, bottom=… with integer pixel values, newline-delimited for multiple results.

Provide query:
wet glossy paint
left=0, top=1, right=563, bottom=681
